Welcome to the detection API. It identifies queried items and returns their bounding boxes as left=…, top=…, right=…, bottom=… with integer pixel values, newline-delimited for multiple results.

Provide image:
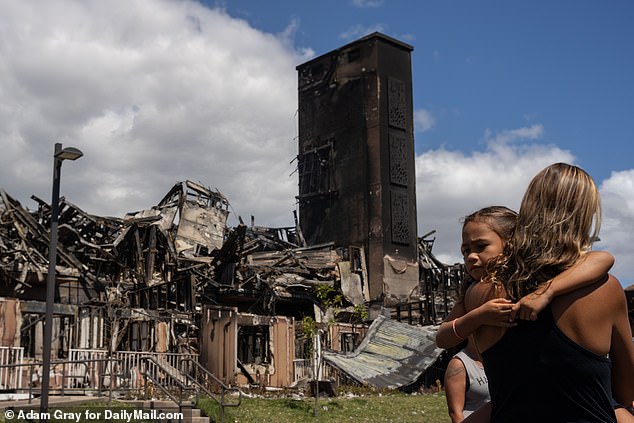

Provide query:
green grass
left=198, top=391, right=451, bottom=423
left=0, top=392, right=451, bottom=423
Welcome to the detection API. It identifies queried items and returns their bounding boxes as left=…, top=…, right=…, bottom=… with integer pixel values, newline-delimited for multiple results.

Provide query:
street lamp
left=40, top=143, right=83, bottom=417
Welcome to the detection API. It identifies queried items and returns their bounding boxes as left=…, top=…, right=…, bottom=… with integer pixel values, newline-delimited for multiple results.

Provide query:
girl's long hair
left=494, top=163, right=601, bottom=299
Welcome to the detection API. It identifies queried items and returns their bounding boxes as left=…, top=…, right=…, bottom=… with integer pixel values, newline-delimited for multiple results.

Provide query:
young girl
left=436, top=205, right=613, bottom=349
left=438, top=205, right=615, bottom=423
left=465, top=163, right=634, bottom=422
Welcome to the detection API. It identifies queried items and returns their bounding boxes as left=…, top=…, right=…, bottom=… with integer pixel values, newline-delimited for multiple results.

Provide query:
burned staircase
left=135, top=355, right=242, bottom=423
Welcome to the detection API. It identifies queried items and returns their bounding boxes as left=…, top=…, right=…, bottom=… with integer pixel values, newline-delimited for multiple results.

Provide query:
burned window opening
left=297, top=141, right=335, bottom=199
left=128, top=321, right=151, bottom=352
left=340, top=332, right=358, bottom=353
left=295, top=335, right=312, bottom=361
left=77, top=307, right=105, bottom=350
left=237, top=325, right=270, bottom=365
left=20, top=314, right=41, bottom=358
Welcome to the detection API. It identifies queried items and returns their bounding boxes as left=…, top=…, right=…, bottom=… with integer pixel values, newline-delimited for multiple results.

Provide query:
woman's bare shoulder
left=562, top=273, right=623, bottom=305
left=596, top=274, right=627, bottom=307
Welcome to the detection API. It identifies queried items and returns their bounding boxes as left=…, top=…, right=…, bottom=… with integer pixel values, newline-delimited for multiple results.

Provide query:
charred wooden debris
left=0, top=180, right=460, bottom=389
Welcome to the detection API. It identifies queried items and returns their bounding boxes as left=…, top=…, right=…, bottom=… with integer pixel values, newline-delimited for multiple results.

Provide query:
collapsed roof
left=0, top=181, right=359, bottom=318
left=323, top=315, right=443, bottom=390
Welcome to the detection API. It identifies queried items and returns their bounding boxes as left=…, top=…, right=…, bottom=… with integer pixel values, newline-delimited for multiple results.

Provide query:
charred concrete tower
left=296, top=33, right=418, bottom=307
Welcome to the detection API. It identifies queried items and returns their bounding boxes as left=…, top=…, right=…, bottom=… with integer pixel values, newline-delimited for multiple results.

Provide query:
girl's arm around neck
left=511, top=250, right=614, bottom=321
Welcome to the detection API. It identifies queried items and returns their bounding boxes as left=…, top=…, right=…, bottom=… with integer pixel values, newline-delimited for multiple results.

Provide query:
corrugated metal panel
left=323, top=315, right=442, bottom=389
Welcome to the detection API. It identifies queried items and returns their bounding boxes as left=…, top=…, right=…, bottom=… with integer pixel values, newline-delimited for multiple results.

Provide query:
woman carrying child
left=437, top=205, right=614, bottom=422
left=465, top=163, right=634, bottom=422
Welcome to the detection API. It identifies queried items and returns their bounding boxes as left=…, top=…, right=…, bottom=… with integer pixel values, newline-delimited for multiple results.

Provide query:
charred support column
left=296, top=33, right=418, bottom=308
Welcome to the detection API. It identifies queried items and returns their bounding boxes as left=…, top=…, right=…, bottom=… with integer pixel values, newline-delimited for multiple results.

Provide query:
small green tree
left=351, top=303, right=369, bottom=322
left=314, top=284, right=344, bottom=309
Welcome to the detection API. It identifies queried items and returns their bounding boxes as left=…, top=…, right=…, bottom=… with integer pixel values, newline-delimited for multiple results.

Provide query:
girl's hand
left=479, top=298, right=517, bottom=326
left=511, top=287, right=553, bottom=321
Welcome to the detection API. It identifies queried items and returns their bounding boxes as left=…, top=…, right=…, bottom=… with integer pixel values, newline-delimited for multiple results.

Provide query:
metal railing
left=293, top=359, right=312, bottom=381
left=0, top=349, right=243, bottom=422
left=0, top=346, right=24, bottom=391
left=67, top=349, right=198, bottom=391
left=179, top=357, right=242, bottom=423
left=142, top=356, right=195, bottom=410
left=0, top=349, right=198, bottom=399
left=0, top=356, right=116, bottom=403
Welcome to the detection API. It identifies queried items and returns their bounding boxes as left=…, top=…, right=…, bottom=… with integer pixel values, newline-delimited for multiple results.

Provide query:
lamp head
left=55, top=147, right=83, bottom=161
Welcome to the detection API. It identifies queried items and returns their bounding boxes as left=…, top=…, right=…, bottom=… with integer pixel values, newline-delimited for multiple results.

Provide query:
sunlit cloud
left=352, top=0, right=384, bottom=8
left=0, top=0, right=301, bottom=227
left=415, top=126, right=574, bottom=265
left=414, top=109, right=436, bottom=133
left=596, top=169, right=634, bottom=285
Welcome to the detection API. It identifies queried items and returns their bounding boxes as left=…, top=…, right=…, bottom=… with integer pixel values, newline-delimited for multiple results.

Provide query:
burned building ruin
left=0, top=33, right=463, bottom=399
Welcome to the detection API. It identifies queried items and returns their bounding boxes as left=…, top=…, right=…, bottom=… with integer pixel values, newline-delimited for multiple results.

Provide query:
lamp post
left=40, top=143, right=83, bottom=417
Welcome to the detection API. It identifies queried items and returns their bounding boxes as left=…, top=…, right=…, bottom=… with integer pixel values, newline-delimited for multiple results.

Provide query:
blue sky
left=212, top=0, right=634, bottom=285
left=219, top=0, right=634, bottom=183
left=0, top=0, right=632, bottom=286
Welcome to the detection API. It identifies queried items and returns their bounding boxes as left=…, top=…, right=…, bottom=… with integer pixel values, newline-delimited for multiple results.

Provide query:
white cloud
left=596, top=170, right=634, bottom=287
left=484, top=124, right=544, bottom=145
left=276, top=16, right=315, bottom=60
left=0, top=0, right=303, bottom=227
left=414, top=109, right=436, bottom=133
left=416, top=130, right=634, bottom=286
left=352, top=0, right=384, bottom=8
left=415, top=128, right=574, bottom=265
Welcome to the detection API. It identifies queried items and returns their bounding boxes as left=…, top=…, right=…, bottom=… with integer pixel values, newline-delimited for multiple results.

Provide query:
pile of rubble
left=0, top=180, right=357, bottom=320
left=1, top=180, right=461, bottom=358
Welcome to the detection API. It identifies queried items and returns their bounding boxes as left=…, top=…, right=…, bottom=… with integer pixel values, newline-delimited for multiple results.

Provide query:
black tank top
left=482, top=306, right=616, bottom=423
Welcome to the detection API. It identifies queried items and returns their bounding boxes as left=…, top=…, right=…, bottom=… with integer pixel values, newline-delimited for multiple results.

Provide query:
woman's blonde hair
left=501, top=163, right=601, bottom=299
